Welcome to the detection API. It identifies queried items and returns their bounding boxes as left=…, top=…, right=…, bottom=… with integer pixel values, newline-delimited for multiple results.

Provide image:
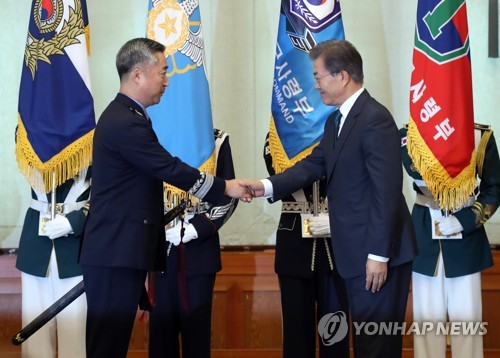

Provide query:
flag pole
left=11, top=199, right=191, bottom=345
left=51, top=171, right=56, bottom=219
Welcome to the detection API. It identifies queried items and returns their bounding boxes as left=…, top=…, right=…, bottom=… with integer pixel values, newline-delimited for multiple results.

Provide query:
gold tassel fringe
left=407, top=118, right=477, bottom=211
left=269, top=116, right=319, bottom=174
left=15, top=116, right=94, bottom=193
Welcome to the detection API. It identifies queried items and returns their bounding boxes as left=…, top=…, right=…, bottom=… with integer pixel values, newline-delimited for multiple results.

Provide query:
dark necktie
left=333, top=109, right=342, bottom=138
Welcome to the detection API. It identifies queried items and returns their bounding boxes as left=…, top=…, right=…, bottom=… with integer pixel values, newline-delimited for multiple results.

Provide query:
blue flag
left=146, top=0, right=215, bottom=184
left=269, top=0, right=344, bottom=173
left=16, top=0, right=95, bottom=192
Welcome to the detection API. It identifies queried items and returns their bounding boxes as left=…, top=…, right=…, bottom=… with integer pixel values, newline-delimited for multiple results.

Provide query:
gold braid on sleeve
left=471, top=127, right=497, bottom=227
left=471, top=201, right=499, bottom=227
left=483, top=204, right=498, bottom=225
left=471, top=202, right=484, bottom=227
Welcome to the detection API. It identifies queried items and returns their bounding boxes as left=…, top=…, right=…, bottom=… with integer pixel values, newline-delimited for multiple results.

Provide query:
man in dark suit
left=263, top=133, right=349, bottom=358
left=238, top=40, right=418, bottom=358
left=79, top=37, right=248, bottom=358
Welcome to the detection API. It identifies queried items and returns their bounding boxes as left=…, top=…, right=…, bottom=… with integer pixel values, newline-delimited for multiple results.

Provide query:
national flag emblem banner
left=146, top=0, right=215, bottom=202
left=269, top=0, right=344, bottom=173
left=16, top=0, right=95, bottom=193
left=407, top=0, right=476, bottom=210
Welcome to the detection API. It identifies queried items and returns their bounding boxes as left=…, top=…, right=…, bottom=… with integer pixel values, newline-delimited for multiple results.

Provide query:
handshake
left=224, top=179, right=331, bottom=236
left=224, top=179, right=265, bottom=202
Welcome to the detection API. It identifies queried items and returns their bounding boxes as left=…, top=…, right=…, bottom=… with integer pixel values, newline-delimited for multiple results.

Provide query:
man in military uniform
left=263, top=133, right=350, bottom=358
left=16, top=169, right=91, bottom=358
left=400, top=123, right=500, bottom=358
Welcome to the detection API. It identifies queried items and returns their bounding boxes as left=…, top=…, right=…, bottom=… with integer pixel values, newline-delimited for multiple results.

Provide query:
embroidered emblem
left=188, top=171, right=206, bottom=196
left=147, top=0, right=189, bottom=57
left=147, top=0, right=208, bottom=75
left=208, top=200, right=234, bottom=221
left=290, top=0, right=340, bottom=31
left=34, top=0, right=64, bottom=34
left=25, top=0, right=86, bottom=79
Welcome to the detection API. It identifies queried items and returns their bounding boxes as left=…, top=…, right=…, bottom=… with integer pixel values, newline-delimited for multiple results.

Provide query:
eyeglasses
left=314, top=71, right=340, bottom=85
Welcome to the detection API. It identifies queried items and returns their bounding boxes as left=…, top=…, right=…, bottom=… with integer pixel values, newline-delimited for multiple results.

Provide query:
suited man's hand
left=365, top=259, right=387, bottom=293
left=238, top=179, right=265, bottom=200
left=225, top=179, right=254, bottom=202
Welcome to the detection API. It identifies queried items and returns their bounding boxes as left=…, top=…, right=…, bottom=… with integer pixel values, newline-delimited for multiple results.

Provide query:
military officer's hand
left=225, top=179, right=254, bottom=202
left=236, top=179, right=265, bottom=202
left=43, top=214, right=73, bottom=240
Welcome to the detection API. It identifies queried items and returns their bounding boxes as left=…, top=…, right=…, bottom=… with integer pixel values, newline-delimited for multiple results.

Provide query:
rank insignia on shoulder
left=474, top=123, right=491, bottom=131
left=129, top=107, right=144, bottom=117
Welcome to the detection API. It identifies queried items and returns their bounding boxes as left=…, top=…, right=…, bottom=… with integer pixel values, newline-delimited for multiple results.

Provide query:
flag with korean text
left=407, top=0, right=476, bottom=210
left=16, top=0, right=95, bottom=193
left=269, top=0, right=344, bottom=173
left=146, top=0, right=215, bottom=203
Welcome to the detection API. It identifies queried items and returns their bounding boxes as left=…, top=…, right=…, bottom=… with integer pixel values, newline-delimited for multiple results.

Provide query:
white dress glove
left=308, top=214, right=331, bottom=236
left=43, top=214, right=73, bottom=240
left=438, top=215, right=464, bottom=236
left=165, top=221, right=198, bottom=246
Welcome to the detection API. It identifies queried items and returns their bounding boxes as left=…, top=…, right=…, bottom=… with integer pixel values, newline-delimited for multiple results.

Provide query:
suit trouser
left=412, top=254, right=483, bottom=358
left=279, top=270, right=350, bottom=358
left=149, top=272, right=216, bottom=358
left=345, top=261, right=412, bottom=358
left=21, top=249, right=86, bottom=358
left=82, top=265, right=146, bottom=358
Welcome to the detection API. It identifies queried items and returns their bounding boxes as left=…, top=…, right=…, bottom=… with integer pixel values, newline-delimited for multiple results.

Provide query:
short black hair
left=309, top=40, right=364, bottom=84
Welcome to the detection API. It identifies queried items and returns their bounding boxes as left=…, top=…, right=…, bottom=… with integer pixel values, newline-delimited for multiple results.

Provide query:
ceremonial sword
left=12, top=198, right=191, bottom=345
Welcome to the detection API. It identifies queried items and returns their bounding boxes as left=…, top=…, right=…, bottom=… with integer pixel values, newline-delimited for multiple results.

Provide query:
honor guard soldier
left=149, top=129, right=238, bottom=358
left=16, top=169, right=91, bottom=358
left=400, top=123, right=500, bottom=358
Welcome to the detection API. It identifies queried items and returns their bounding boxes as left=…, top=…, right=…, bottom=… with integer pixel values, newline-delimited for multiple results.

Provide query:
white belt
left=281, top=201, right=328, bottom=214
left=30, top=199, right=88, bottom=215
left=415, top=193, right=475, bottom=211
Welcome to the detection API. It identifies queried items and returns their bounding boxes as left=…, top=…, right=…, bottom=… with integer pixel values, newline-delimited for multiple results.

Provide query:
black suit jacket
left=80, top=93, right=225, bottom=272
left=269, top=90, right=417, bottom=278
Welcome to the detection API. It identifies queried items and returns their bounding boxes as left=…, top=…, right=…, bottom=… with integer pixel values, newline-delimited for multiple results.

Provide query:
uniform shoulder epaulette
left=128, top=107, right=144, bottom=117
left=214, top=128, right=223, bottom=137
left=474, top=123, right=491, bottom=131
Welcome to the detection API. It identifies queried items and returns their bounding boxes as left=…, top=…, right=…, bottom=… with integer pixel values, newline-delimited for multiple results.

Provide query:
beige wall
left=1, top=0, right=499, bottom=248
